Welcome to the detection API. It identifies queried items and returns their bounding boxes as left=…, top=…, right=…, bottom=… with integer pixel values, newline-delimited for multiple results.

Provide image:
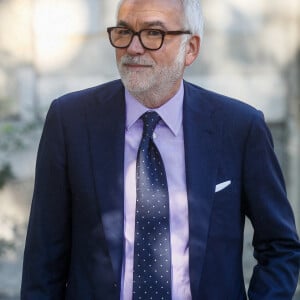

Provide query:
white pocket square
left=215, top=180, right=231, bottom=193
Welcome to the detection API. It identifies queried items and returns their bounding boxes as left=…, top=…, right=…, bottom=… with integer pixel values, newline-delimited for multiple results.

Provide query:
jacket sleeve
left=21, top=100, right=71, bottom=299
left=243, top=112, right=300, bottom=299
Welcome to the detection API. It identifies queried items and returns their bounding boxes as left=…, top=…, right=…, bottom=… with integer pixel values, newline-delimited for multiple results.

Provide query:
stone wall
left=0, top=0, right=299, bottom=298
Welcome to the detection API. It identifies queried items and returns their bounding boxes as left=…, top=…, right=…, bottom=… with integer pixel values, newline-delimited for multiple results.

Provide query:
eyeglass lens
left=109, top=28, right=163, bottom=50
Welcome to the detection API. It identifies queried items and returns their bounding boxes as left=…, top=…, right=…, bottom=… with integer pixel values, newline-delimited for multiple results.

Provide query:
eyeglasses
left=107, top=27, right=191, bottom=51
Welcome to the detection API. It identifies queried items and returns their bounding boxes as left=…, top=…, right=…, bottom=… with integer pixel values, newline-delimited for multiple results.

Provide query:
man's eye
left=146, top=30, right=162, bottom=37
left=116, top=28, right=131, bottom=36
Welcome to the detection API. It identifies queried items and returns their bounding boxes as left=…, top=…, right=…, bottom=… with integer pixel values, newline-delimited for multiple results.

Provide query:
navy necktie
left=132, top=111, right=171, bottom=300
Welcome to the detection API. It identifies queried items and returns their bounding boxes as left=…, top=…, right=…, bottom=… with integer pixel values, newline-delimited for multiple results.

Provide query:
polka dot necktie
left=133, top=111, right=171, bottom=300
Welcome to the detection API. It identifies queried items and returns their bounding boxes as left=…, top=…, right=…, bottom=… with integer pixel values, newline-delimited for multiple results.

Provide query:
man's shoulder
left=44, top=79, right=125, bottom=124
left=49, top=80, right=124, bottom=110
left=57, top=79, right=124, bottom=103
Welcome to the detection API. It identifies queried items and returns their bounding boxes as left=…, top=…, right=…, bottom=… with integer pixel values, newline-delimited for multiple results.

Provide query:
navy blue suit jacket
left=21, top=80, right=300, bottom=299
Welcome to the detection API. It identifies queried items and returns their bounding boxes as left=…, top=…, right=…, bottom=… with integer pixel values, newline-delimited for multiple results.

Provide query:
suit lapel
left=86, top=81, right=126, bottom=285
left=183, top=82, right=221, bottom=298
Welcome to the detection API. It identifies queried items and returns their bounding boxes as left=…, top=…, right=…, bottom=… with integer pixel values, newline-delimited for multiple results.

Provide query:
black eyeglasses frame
left=107, top=26, right=191, bottom=51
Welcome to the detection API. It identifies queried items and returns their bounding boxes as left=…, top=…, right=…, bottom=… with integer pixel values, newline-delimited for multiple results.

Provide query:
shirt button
left=153, top=133, right=157, bottom=139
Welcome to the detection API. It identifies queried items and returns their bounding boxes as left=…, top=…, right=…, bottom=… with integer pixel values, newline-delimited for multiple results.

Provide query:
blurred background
left=0, top=0, right=299, bottom=299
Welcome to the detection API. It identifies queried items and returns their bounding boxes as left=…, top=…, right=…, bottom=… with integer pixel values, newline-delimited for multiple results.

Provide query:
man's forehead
left=117, top=0, right=184, bottom=25
left=119, top=0, right=182, bottom=7
left=118, top=0, right=183, bottom=15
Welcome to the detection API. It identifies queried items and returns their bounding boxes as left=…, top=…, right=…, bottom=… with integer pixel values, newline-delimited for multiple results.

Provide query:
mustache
left=120, top=55, right=154, bottom=66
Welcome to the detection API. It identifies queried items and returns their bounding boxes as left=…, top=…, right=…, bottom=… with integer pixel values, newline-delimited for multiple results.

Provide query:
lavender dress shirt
left=121, top=81, right=191, bottom=300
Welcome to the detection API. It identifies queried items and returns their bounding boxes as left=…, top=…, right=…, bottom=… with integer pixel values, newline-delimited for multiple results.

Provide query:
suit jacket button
left=113, top=283, right=117, bottom=288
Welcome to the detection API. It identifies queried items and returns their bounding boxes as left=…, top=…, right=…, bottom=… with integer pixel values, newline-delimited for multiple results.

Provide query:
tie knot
left=141, top=111, right=161, bottom=138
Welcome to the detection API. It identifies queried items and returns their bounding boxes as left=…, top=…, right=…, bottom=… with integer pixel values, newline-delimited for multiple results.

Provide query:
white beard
left=117, top=40, right=187, bottom=108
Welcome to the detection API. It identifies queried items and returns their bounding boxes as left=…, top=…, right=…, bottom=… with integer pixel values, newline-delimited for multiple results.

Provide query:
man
left=21, top=0, right=300, bottom=299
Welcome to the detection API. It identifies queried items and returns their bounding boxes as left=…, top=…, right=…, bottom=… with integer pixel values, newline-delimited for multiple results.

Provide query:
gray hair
left=180, top=0, right=204, bottom=39
left=116, top=0, right=204, bottom=39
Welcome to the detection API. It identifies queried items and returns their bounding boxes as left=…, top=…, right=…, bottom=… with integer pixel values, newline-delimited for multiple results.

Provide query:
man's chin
left=121, top=79, right=151, bottom=94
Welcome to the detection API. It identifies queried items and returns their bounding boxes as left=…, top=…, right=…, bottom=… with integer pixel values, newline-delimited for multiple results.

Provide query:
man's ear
left=185, top=35, right=200, bottom=66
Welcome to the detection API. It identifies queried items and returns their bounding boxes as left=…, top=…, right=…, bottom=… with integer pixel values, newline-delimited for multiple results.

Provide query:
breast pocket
left=215, top=180, right=231, bottom=193
left=210, top=178, right=244, bottom=237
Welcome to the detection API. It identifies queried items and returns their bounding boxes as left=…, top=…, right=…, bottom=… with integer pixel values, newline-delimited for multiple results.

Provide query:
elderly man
left=21, top=0, right=300, bottom=299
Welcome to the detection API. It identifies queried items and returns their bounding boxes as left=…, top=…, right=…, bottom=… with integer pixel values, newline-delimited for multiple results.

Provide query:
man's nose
left=126, top=35, right=145, bottom=55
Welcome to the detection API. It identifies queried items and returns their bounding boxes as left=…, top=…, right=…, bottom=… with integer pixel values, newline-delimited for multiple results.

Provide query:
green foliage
left=0, top=163, right=14, bottom=189
left=0, top=119, right=42, bottom=189
left=0, top=121, right=40, bottom=152
left=0, top=238, right=14, bottom=257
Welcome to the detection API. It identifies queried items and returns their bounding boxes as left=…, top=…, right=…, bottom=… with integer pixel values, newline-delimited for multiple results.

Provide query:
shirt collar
left=125, top=81, right=184, bottom=136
